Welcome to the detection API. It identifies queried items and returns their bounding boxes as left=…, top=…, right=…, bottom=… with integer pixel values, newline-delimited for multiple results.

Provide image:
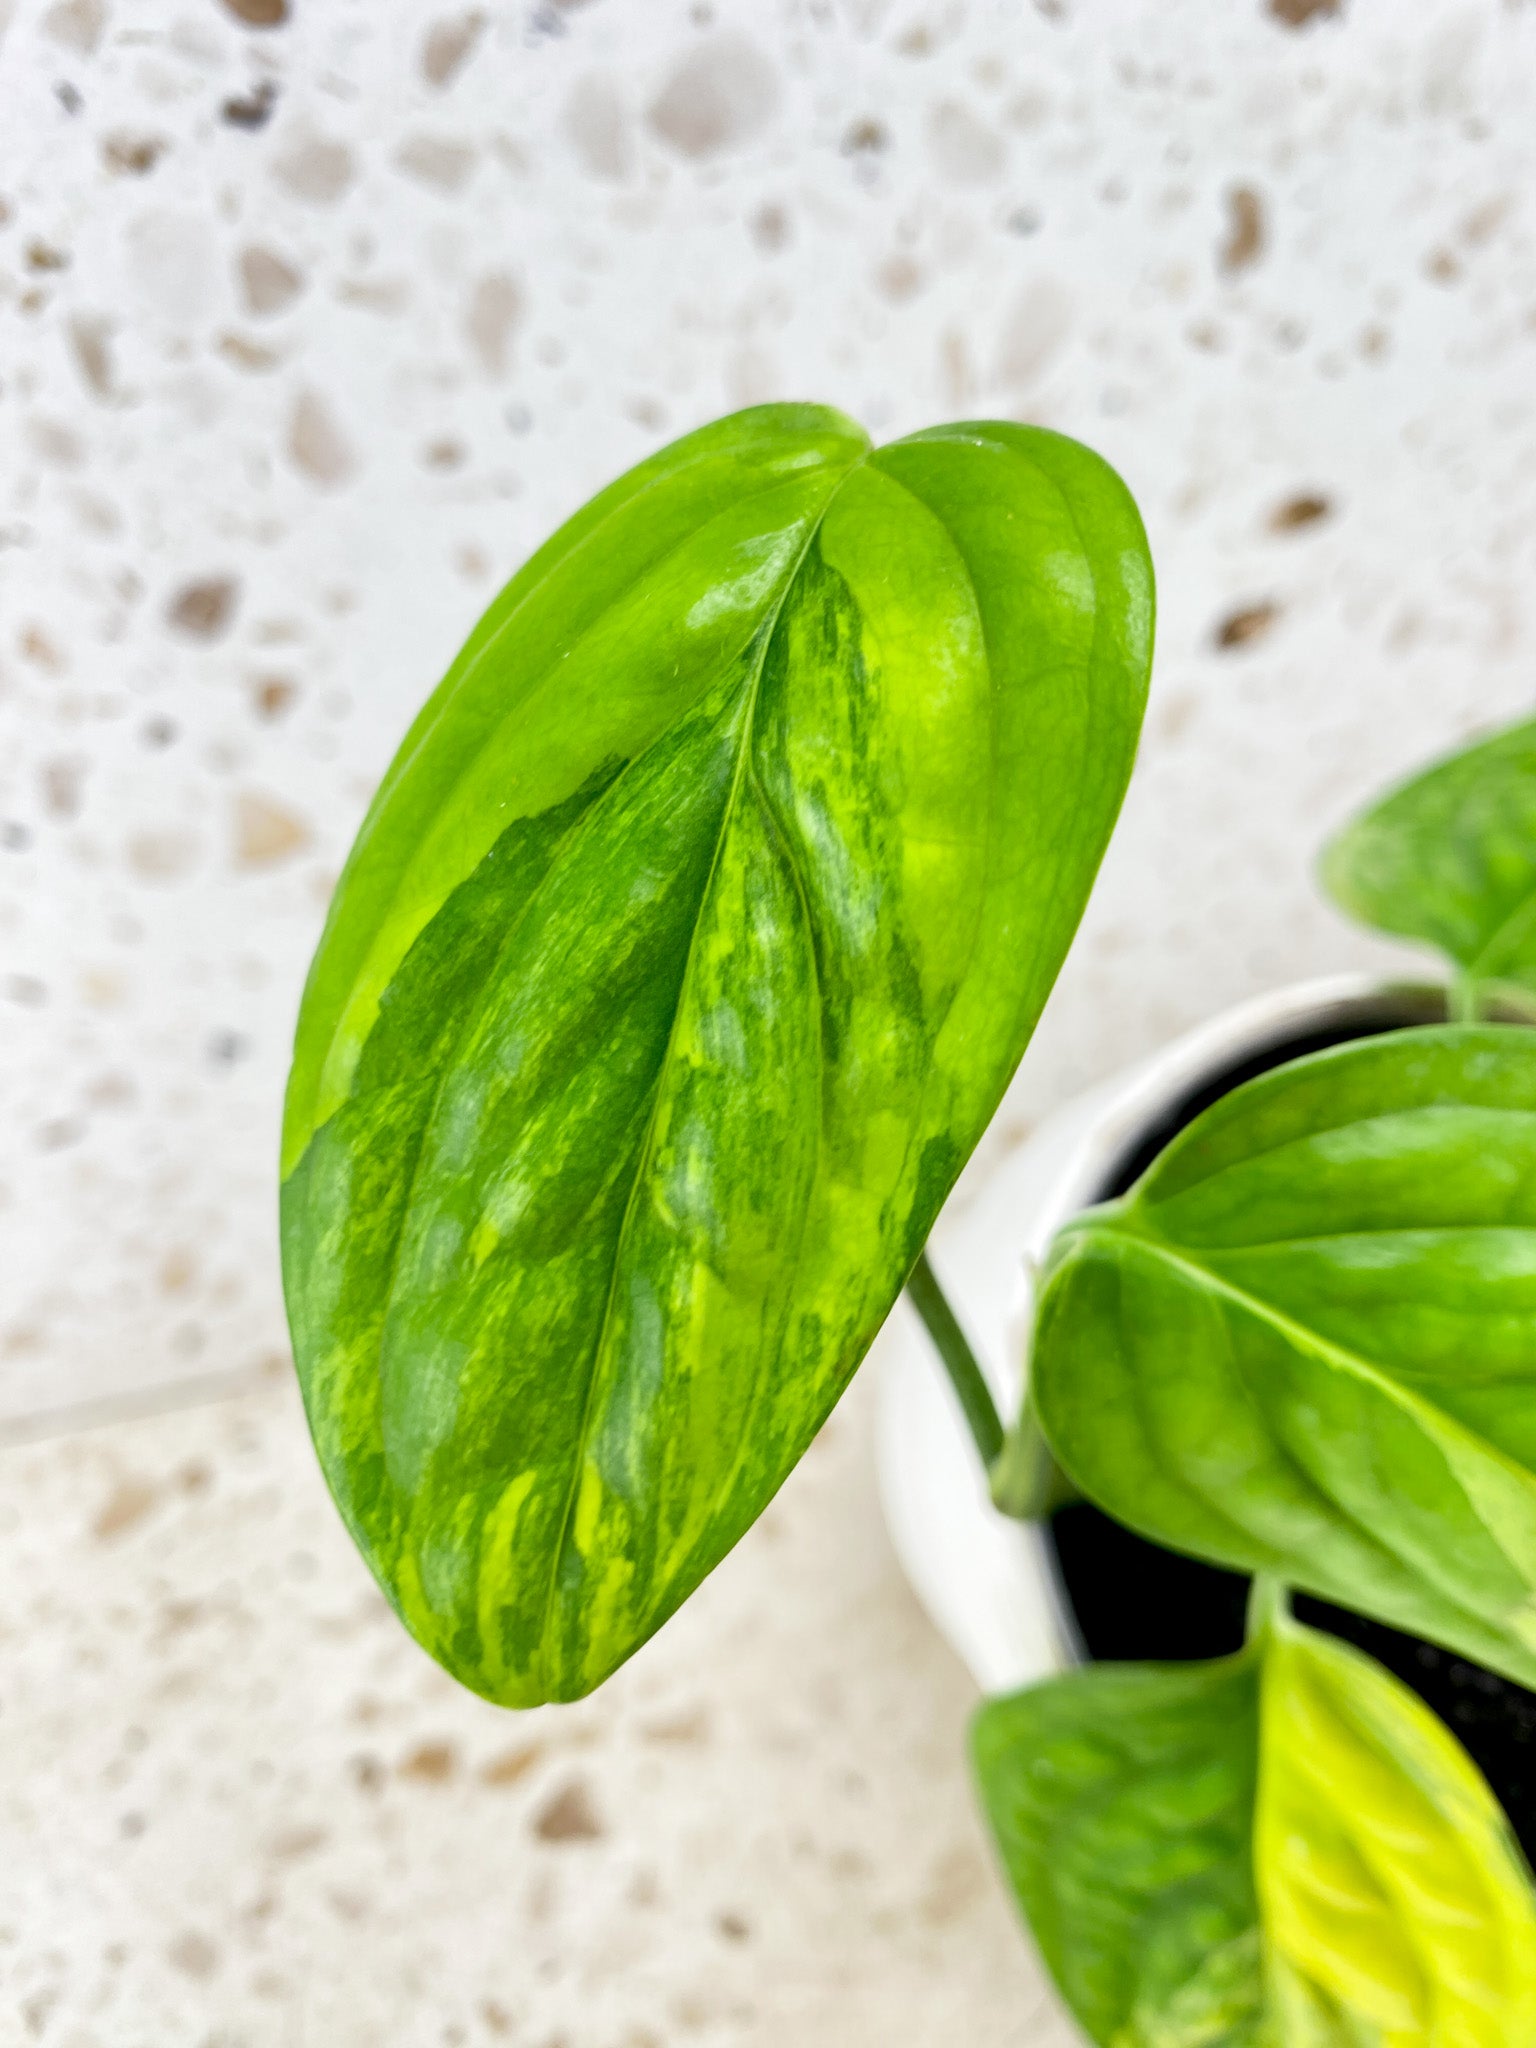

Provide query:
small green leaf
left=971, top=1654, right=1267, bottom=2047
left=281, top=404, right=1154, bottom=1705
left=972, top=1609, right=1536, bottom=2047
left=1320, top=716, right=1536, bottom=1013
left=1032, top=1026, right=1536, bottom=1687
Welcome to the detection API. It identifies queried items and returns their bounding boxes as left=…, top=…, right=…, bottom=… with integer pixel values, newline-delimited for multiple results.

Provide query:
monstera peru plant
left=281, top=399, right=1536, bottom=2040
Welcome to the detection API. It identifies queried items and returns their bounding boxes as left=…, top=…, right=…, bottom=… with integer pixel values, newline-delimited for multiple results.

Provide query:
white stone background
left=1, top=0, right=1534, bottom=2040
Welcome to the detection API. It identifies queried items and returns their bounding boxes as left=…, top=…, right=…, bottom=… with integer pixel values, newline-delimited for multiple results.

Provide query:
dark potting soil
left=1045, top=995, right=1536, bottom=1864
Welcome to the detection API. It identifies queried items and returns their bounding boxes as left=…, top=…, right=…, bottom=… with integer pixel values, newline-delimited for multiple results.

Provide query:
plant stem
left=989, top=1401, right=1078, bottom=1520
left=1451, top=972, right=1484, bottom=1024
left=1245, top=1573, right=1290, bottom=1642
left=905, top=1250, right=1005, bottom=1469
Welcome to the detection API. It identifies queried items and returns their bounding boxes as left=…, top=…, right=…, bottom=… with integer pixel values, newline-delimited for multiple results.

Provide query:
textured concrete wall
left=2, top=0, right=1535, bottom=2039
left=4, top=0, right=1536, bottom=1429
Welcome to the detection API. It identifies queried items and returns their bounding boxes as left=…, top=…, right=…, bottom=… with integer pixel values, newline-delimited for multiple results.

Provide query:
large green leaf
left=972, top=1603, right=1536, bottom=2047
left=1320, top=716, right=1536, bottom=1012
left=281, top=403, right=1154, bottom=1705
left=1031, top=1026, right=1536, bottom=1688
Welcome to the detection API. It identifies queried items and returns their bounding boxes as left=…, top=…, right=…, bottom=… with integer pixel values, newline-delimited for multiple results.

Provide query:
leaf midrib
left=1085, top=1225, right=1429, bottom=1617
left=531, top=466, right=858, bottom=1691
left=1469, top=880, right=1536, bottom=986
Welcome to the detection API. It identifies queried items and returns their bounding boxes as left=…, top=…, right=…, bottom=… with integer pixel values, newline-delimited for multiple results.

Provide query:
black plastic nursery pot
left=1041, top=996, right=1536, bottom=1863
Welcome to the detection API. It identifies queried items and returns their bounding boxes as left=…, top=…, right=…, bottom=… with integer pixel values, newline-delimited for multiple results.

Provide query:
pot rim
left=874, top=972, right=1461, bottom=1699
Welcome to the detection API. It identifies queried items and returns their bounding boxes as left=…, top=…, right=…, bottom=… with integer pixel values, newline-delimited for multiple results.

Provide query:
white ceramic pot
left=873, top=974, right=1449, bottom=1698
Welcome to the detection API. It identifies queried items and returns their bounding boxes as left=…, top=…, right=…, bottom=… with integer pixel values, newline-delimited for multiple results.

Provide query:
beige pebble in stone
left=67, top=312, right=114, bottom=397
left=465, top=271, right=523, bottom=377
left=102, top=133, right=168, bottom=177
left=1270, top=491, right=1335, bottom=533
left=42, top=0, right=105, bottom=54
left=1219, top=184, right=1267, bottom=276
left=167, top=575, right=239, bottom=639
left=238, top=246, right=305, bottom=318
left=421, top=10, right=486, bottom=89
left=480, top=1742, right=544, bottom=1786
left=398, top=1741, right=458, bottom=1784
left=1215, top=600, right=1282, bottom=651
left=221, top=0, right=289, bottom=27
left=394, top=135, right=479, bottom=195
left=647, top=36, right=779, bottom=161
left=234, top=793, right=312, bottom=869
left=287, top=389, right=356, bottom=487
left=532, top=1778, right=605, bottom=1843
left=272, top=132, right=357, bottom=205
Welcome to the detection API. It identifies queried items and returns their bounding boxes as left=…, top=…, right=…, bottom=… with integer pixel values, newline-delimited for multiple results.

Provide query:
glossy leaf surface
left=973, top=1607, right=1536, bottom=2047
left=1320, top=716, right=1536, bottom=1009
left=281, top=403, right=1154, bottom=1704
left=972, top=1652, right=1267, bottom=2046
left=1032, top=1026, right=1536, bottom=1687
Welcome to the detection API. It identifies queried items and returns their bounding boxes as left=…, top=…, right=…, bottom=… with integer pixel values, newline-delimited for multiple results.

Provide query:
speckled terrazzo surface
left=2, top=0, right=1536, bottom=2039
left=1, top=1368, right=1056, bottom=2047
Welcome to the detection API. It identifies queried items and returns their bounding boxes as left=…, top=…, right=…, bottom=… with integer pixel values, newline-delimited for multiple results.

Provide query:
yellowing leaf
left=1258, top=1620, right=1536, bottom=2046
left=973, top=1605, right=1536, bottom=2048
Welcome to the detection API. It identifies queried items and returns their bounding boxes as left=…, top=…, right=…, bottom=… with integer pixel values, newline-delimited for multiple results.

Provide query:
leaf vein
left=1082, top=1225, right=1536, bottom=1645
